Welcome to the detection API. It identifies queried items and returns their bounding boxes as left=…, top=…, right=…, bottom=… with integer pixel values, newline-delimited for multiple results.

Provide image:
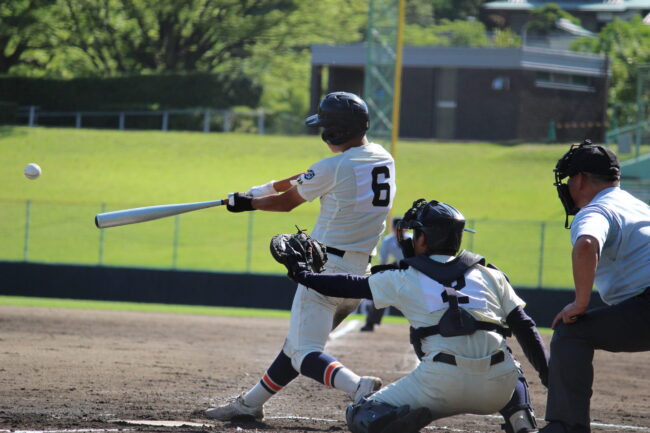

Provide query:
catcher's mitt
left=270, top=227, right=327, bottom=281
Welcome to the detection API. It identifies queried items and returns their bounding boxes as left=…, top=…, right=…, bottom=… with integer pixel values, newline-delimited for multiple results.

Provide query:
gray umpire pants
left=545, top=287, right=650, bottom=432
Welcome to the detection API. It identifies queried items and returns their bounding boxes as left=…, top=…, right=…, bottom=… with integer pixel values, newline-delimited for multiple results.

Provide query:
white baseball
left=24, top=163, right=42, bottom=180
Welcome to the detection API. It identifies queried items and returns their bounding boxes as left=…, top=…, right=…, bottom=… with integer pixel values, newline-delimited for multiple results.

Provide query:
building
left=482, top=0, right=650, bottom=34
left=310, top=44, right=609, bottom=142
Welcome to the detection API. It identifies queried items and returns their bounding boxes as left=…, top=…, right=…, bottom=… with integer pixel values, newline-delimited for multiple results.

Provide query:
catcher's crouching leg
left=346, top=399, right=433, bottom=433
left=500, top=372, right=537, bottom=433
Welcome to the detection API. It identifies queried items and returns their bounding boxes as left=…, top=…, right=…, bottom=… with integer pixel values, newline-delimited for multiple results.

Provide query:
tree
left=492, top=28, right=521, bottom=47
left=432, top=0, right=489, bottom=22
left=0, top=0, right=56, bottom=74
left=53, top=0, right=300, bottom=75
left=404, top=19, right=492, bottom=47
left=527, top=3, right=580, bottom=34
left=571, top=15, right=650, bottom=126
left=238, top=0, right=368, bottom=128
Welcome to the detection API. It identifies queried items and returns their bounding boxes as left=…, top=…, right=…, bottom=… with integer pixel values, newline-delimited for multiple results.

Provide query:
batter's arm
left=252, top=186, right=306, bottom=212
left=271, top=174, right=303, bottom=193
left=293, top=271, right=373, bottom=299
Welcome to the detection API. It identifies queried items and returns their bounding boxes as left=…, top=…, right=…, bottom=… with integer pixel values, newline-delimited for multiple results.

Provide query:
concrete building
left=310, top=44, right=609, bottom=142
left=482, top=0, right=650, bottom=34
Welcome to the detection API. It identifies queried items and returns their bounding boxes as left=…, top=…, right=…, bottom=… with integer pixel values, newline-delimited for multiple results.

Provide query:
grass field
left=0, top=126, right=607, bottom=287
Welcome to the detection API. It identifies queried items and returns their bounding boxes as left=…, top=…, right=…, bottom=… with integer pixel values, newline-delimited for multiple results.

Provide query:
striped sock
left=244, top=350, right=298, bottom=408
left=300, top=351, right=360, bottom=396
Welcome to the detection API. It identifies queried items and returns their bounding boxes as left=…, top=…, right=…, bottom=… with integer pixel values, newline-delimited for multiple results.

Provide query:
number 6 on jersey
left=354, top=161, right=396, bottom=212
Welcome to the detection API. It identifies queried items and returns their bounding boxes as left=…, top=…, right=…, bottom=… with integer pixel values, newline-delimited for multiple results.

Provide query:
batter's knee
left=282, top=344, right=316, bottom=372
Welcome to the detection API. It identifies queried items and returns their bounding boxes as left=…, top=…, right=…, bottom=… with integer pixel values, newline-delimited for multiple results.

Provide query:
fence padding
left=0, top=261, right=606, bottom=328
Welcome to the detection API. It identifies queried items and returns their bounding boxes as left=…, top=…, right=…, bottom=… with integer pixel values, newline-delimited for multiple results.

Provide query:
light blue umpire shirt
left=570, top=186, right=650, bottom=305
left=379, top=233, right=403, bottom=264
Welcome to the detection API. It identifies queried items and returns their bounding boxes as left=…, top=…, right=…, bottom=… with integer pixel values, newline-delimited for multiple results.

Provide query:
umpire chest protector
left=404, top=250, right=511, bottom=359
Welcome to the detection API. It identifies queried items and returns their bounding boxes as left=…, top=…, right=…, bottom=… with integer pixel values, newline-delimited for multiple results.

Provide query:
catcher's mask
left=396, top=199, right=475, bottom=258
left=305, top=92, right=369, bottom=146
left=553, top=139, right=620, bottom=228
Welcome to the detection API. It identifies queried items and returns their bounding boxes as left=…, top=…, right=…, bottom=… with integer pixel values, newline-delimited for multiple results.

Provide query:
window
left=535, top=72, right=595, bottom=92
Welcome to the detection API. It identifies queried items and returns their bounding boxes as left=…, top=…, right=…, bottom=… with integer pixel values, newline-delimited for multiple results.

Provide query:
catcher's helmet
left=553, top=139, right=620, bottom=228
left=397, top=199, right=471, bottom=257
left=305, top=92, right=369, bottom=145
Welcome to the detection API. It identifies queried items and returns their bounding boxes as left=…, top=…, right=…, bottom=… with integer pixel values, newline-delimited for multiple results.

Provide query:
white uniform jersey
left=368, top=256, right=525, bottom=360
left=295, top=142, right=395, bottom=255
left=366, top=254, right=525, bottom=415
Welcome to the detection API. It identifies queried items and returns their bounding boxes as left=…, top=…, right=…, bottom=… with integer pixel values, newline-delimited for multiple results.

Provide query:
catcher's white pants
left=370, top=350, right=519, bottom=419
left=283, top=251, right=371, bottom=371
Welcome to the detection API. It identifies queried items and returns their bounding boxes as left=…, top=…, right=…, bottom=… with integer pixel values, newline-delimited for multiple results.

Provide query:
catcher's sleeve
left=293, top=271, right=372, bottom=299
left=506, top=306, right=549, bottom=387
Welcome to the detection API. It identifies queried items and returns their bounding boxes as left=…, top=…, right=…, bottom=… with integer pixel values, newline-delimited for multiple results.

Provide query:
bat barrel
left=95, top=199, right=226, bottom=229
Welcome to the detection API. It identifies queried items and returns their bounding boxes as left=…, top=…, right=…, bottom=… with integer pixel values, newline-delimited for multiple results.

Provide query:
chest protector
left=404, top=250, right=511, bottom=360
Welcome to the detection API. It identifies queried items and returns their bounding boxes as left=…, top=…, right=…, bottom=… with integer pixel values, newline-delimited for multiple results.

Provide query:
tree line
left=2, top=0, right=649, bottom=124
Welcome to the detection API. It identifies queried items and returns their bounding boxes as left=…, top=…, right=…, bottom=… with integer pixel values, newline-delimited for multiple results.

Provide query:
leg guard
left=346, top=399, right=410, bottom=433
left=500, top=373, right=537, bottom=433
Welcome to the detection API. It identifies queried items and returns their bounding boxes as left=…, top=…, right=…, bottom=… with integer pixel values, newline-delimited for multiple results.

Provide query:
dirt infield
left=1, top=305, right=649, bottom=433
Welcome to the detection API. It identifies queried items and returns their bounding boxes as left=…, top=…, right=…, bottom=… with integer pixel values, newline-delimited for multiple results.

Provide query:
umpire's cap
left=555, top=139, right=620, bottom=180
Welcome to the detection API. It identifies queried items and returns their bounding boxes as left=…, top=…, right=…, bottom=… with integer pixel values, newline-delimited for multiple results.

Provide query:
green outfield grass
left=0, top=126, right=595, bottom=287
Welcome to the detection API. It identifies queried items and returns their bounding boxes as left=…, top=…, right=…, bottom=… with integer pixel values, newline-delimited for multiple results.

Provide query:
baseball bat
left=95, top=199, right=227, bottom=229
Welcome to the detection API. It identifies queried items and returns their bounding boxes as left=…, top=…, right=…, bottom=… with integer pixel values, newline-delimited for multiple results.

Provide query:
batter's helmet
left=553, top=139, right=620, bottom=228
left=397, top=199, right=472, bottom=257
left=305, top=92, right=369, bottom=145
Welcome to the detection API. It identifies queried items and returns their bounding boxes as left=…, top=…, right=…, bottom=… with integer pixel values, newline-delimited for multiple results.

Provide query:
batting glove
left=227, top=192, right=255, bottom=212
left=246, top=180, right=277, bottom=198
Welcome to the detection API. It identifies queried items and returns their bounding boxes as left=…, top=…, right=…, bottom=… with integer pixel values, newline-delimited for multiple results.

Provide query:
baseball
left=24, top=163, right=42, bottom=180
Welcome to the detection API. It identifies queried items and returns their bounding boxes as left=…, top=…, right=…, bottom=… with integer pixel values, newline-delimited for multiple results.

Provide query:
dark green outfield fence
left=0, top=261, right=604, bottom=329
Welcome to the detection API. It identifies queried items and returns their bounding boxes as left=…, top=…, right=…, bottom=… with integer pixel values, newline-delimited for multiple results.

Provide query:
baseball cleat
left=205, top=394, right=264, bottom=421
left=353, top=376, right=382, bottom=404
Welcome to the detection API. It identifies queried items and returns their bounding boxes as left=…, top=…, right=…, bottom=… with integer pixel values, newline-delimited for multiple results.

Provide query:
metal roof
left=311, top=44, right=608, bottom=76
left=483, top=1, right=650, bottom=12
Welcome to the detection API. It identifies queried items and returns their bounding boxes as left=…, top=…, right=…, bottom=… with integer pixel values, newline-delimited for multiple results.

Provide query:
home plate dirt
left=1, top=306, right=649, bottom=432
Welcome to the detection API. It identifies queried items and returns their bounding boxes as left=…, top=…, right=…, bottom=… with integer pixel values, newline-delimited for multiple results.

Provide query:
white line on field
left=329, top=319, right=360, bottom=340
left=4, top=414, right=648, bottom=433
left=0, top=430, right=130, bottom=433
left=268, top=415, right=339, bottom=422
left=468, top=414, right=650, bottom=431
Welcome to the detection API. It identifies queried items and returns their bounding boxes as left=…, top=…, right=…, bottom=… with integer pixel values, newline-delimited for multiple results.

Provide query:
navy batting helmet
left=305, top=92, right=369, bottom=145
left=397, top=199, right=471, bottom=257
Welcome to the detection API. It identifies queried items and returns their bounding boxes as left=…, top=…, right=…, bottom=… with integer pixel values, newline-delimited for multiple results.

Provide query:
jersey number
left=371, top=166, right=391, bottom=207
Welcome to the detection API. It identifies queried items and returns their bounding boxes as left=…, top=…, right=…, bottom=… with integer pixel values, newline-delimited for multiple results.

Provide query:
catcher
left=271, top=199, right=549, bottom=433
left=205, top=92, right=395, bottom=421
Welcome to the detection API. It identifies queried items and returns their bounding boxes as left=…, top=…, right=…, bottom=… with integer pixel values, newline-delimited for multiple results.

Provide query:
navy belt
left=432, top=351, right=505, bottom=366
left=327, top=247, right=372, bottom=263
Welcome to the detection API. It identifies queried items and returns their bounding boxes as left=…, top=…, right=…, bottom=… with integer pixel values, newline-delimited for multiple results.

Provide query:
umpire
left=541, top=140, right=650, bottom=433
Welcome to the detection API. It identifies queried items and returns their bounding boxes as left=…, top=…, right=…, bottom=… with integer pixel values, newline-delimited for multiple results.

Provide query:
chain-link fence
left=0, top=199, right=576, bottom=289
